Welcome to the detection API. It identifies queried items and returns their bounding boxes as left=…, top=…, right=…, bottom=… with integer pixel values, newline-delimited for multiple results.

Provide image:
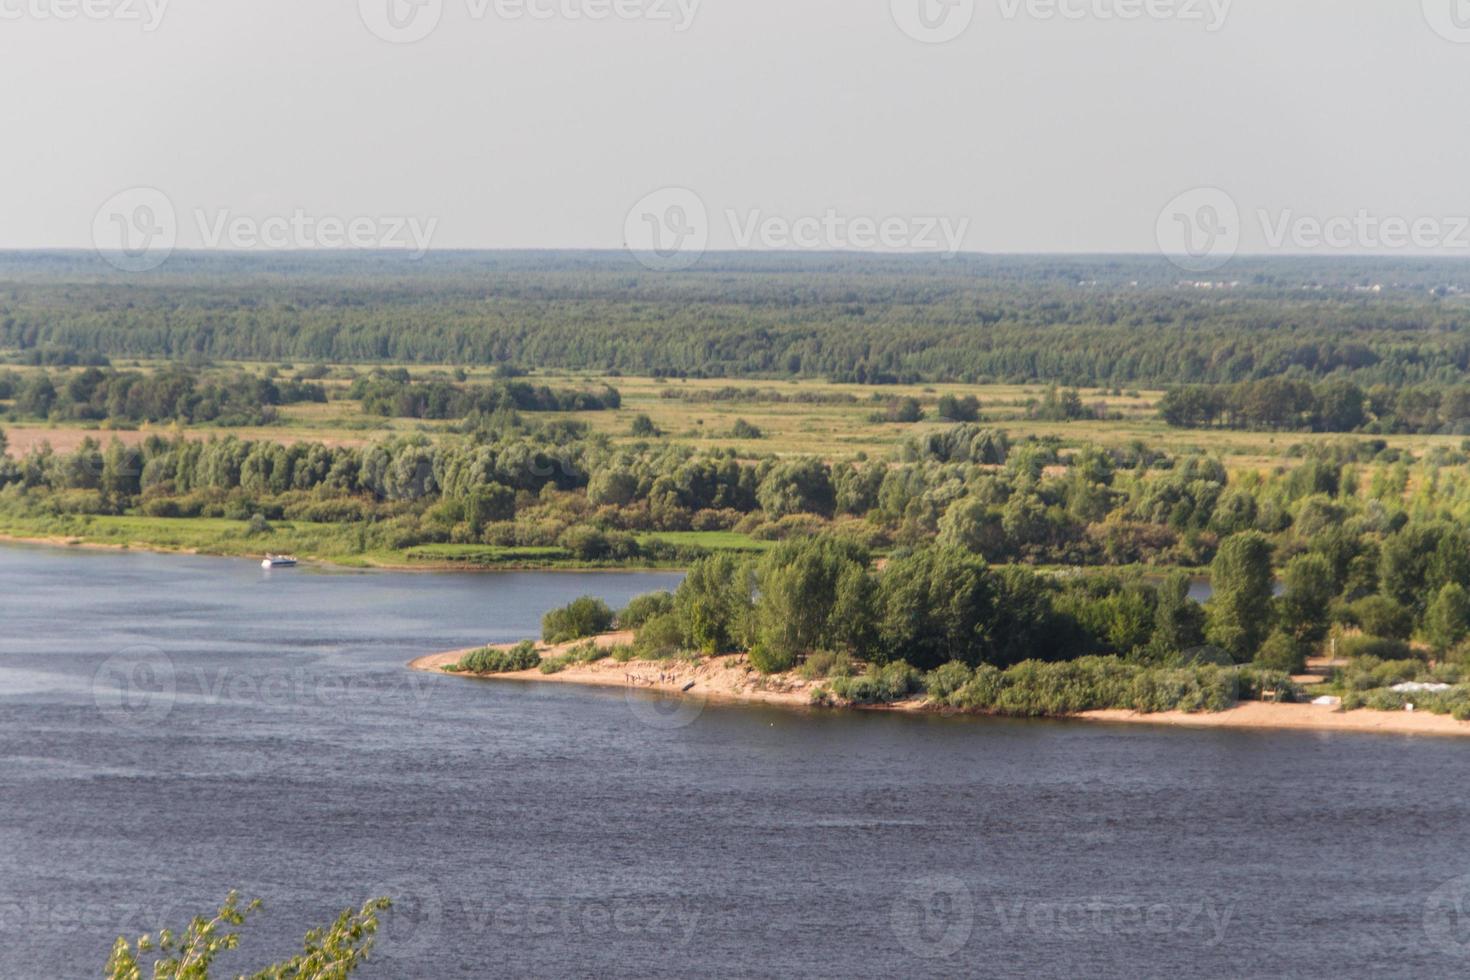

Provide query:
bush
left=633, top=611, right=683, bottom=659
left=1338, top=635, right=1416, bottom=662
left=930, top=657, right=1297, bottom=717
left=1332, top=655, right=1424, bottom=692
left=1347, top=595, right=1414, bottom=641
left=730, top=418, right=763, bottom=439
left=749, top=642, right=796, bottom=675
left=451, top=640, right=540, bottom=674
left=828, top=661, right=923, bottom=704
left=618, top=591, right=675, bottom=629
left=924, top=660, right=975, bottom=700
left=541, top=596, right=615, bottom=644
left=1254, top=630, right=1308, bottom=674
left=1128, top=667, right=1239, bottom=714
left=630, top=414, right=661, bottom=437
left=539, top=639, right=610, bottom=674
left=799, top=650, right=854, bottom=681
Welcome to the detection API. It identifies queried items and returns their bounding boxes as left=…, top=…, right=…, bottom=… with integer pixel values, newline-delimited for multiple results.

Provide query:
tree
left=1275, top=553, right=1334, bottom=647
left=463, top=483, right=516, bottom=529
left=1150, top=572, right=1206, bottom=657
left=875, top=546, right=999, bottom=670
left=750, top=537, right=872, bottom=672
left=105, top=891, right=389, bottom=979
left=629, top=414, right=660, bottom=437
left=756, top=458, right=835, bottom=518
left=937, top=496, right=1006, bottom=558
left=936, top=393, right=981, bottom=422
left=587, top=467, right=640, bottom=507
left=541, top=596, right=615, bottom=643
left=16, top=372, right=57, bottom=417
left=1425, top=583, right=1470, bottom=653
left=1254, top=629, right=1307, bottom=674
left=674, top=554, right=756, bottom=653
left=1206, top=531, right=1274, bottom=662
left=1349, top=594, right=1414, bottom=640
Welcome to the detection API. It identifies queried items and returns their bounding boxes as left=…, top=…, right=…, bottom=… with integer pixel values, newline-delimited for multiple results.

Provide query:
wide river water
left=3, top=544, right=1470, bottom=978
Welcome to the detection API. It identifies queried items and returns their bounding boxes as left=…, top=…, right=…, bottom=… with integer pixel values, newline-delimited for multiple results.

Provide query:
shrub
left=1331, top=655, right=1423, bottom=692
left=924, top=660, right=975, bottom=700
left=799, top=650, right=854, bottom=680
left=630, top=414, right=661, bottom=437
left=618, top=591, right=675, bottom=630
left=749, top=642, right=796, bottom=675
left=541, top=596, right=615, bottom=644
left=1254, top=630, right=1308, bottom=674
left=1128, top=667, right=1239, bottom=714
left=633, top=611, right=683, bottom=659
left=539, top=639, right=610, bottom=674
left=828, top=661, right=923, bottom=704
left=1346, top=595, right=1414, bottom=641
left=1338, top=635, right=1416, bottom=662
left=929, top=657, right=1296, bottom=717
left=451, top=640, right=540, bottom=674
left=946, top=666, right=1004, bottom=711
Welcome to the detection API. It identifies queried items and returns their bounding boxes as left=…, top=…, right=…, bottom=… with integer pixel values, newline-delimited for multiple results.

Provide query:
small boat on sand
left=261, top=554, right=298, bottom=569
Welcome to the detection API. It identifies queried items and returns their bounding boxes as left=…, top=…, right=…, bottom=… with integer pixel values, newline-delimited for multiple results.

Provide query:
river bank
left=0, top=525, right=687, bottom=574
left=413, top=636, right=1470, bottom=737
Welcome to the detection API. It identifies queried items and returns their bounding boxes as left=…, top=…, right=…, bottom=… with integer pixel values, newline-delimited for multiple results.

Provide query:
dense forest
left=7, top=252, right=1470, bottom=385
left=1158, top=379, right=1470, bottom=434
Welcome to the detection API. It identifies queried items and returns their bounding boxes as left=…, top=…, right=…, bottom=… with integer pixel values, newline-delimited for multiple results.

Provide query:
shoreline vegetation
left=410, top=527, right=1470, bottom=739
left=410, top=635, right=1470, bottom=738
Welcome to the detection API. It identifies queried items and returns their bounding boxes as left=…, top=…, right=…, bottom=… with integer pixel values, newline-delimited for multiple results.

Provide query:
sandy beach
left=409, top=632, right=821, bottom=709
left=412, top=635, right=1470, bottom=737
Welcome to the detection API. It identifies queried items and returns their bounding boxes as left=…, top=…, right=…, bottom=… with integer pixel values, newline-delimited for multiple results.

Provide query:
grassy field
left=6, top=359, right=1468, bottom=475
left=0, top=509, right=777, bottom=571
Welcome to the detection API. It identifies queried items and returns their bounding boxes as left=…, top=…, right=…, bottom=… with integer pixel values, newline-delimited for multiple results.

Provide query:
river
left=2, top=544, right=1468, bottom=978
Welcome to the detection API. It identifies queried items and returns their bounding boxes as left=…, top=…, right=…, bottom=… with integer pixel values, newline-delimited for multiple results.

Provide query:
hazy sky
left=3, top=0, right=1468, bottom=258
